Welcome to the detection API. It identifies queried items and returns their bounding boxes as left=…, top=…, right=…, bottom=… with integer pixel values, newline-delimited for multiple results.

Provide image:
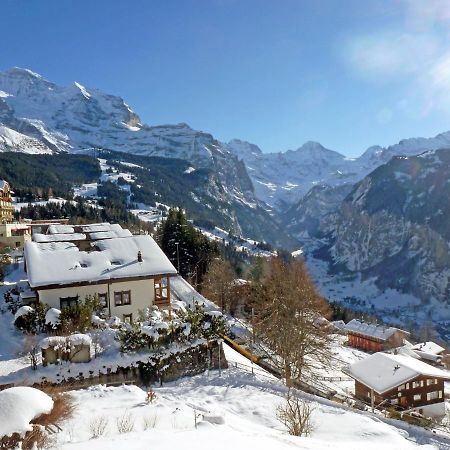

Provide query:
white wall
left=411, top=401, right=446, bottom=418
left=38, top=278, right=155, bottom=322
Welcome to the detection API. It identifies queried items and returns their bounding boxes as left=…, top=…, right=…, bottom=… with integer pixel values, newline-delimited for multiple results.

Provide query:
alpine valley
left=1, top=67, right=450, bottom=338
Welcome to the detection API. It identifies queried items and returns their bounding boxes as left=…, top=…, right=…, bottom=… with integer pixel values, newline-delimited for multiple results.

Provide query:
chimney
left=137, top=250, right=142, bottom=262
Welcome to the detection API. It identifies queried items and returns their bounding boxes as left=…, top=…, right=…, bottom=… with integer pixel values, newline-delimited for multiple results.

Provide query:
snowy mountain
left=0, top=68, right=295, bottom=248
left=324, top=149, right=450, bottom=314
left=227, top=132, right=450, bottom=211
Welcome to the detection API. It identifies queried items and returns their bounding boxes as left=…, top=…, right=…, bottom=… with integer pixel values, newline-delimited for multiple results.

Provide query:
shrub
left=116, top=411, right=135, bottom=434
left=14, top=303, right=47, bottom=334
left=60, top=295, right=101, bottom=333
left=142, top=413, right=158, bottom=430
left=89, top=416, right=109, bottom=439
left=276, top=391, right=314, bottom=437
left=35, top=392, right=75, bottom=428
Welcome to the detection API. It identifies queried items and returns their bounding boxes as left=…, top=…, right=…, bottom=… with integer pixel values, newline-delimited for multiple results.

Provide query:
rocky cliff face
left=328, top=149, right=450, bottom=305
left=283, top=183, right=352, bottom=239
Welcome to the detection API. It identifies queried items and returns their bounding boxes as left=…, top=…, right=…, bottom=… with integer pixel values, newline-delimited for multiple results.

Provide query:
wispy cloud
left=341, top=0, right=450, bottom=117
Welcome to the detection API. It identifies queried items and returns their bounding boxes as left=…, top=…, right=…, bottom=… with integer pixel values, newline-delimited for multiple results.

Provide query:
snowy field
left=52, top=345, right=448, bottom=450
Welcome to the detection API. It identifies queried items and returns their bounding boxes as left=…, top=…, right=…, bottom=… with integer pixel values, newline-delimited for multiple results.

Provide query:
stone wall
left=32, top=340, right=227, bottom=391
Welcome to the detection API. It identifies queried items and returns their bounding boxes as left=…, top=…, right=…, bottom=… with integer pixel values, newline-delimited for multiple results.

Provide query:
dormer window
left=80, top=263, right=88, bottom=268
left=111, top=260, right=121, bottom=266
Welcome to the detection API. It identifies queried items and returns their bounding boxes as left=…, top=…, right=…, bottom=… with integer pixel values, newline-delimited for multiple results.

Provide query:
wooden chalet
left=344, top=319, right=409, bottom=352
left=24, top=231, right=177, bottom=324
left=348, top=352, right=449, bottom=417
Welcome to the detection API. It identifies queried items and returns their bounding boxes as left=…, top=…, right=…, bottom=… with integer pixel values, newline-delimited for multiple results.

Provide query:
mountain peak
left=5, top=67, right=44, bottom=79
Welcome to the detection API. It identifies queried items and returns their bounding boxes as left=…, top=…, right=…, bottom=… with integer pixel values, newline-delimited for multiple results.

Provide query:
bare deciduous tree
left=253, top=257, right=334, bottom=385
left=201, top=257, right=236, bottom=314
left=22, top=333, right=40, bottom=370
left=276, top=390, right=314, bottom=437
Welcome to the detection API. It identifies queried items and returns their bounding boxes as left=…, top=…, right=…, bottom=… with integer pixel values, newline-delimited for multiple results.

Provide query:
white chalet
left=24, top=233, right=177, bottom=323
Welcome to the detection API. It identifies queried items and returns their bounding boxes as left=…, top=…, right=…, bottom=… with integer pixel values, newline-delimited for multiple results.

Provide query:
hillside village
left=0, top=178, right=449, bottom=449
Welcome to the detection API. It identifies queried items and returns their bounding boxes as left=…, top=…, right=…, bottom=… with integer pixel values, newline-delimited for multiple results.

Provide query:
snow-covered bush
left=179, top=304, right=228, bottom=341
left=14, top=303, right=47, bottom=334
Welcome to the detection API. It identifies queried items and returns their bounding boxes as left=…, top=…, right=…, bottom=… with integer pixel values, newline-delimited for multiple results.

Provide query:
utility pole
left=175, top=242, right=180, bottom=273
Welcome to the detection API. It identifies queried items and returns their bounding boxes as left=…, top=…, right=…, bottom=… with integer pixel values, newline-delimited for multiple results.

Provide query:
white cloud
left=341, top=0, right=450, bottom=117
left=344, top=32, right=439, bottom=79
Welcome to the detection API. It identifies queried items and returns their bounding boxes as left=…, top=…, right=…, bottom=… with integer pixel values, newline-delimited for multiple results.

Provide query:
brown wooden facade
left=355, top=374, right=446, bottom=412
left=348, top=329, right=408, bottom=352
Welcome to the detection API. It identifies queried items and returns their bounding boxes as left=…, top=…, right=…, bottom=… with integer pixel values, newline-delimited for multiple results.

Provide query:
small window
left=60, top=295, right=79, bottom=309
left=80, top=262, right=88, bottom=268
left=16, top=241, right=20, bottom=247
left=413, top=394, right=421, bottom=401
left=405, top=383, right=409, bottom=390
left=398, top=384, right=405, bottom=391
left=123, top=313, right=132, bottom=324
left=114, top=290, right=131, bottom=306
left=98, top=293, right=108, bottom=308
left=111, top=260, right=121, bottom=266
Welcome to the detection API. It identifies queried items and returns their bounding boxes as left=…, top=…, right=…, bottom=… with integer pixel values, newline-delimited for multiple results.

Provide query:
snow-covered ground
left=12, top=197, right=72, bottom=211
left=195, top=225, right=276, bottom=257
left=51, top=345, right=448, bottom=449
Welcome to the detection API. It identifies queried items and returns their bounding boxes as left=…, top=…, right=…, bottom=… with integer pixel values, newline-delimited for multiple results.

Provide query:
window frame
left=60, top=295, right=79, bottom=309
left=98, top=293, right=108, bottom=308
left=114, top=290, right=131, bottom=306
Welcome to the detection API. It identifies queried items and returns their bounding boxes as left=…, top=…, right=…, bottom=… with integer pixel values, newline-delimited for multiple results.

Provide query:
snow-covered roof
left=348, top=352, right=450, bottom=394
left=25, top=235, right=177, bottom=288
left=88, top=229, right=132, bottom=239
left=48, top=224, right=75, bottom=234
left=35, top=242, right=79, bottom=252
left=42, top=223, right=131, bottom=242
left=79, top=223, right=113, bottom=233
left=0, top=179, right=9, bottom=191
left=344, top=319, right=408, bottom=341
left=411, top=341, right=445, bottom=355
left=0, top=387, right=53, bottom=437
left=34, top=232, right=87, bottom=243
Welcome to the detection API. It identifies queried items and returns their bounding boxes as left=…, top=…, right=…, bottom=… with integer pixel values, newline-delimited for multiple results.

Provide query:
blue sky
left=1, top=0, right=449, bottom=156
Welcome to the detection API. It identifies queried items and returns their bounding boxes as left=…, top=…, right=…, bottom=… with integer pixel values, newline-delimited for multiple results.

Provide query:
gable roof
left=344, top=319, right=409, bottom=341
left=411, top=341, right=445, bottom=355
left=25, top=235, right=177, bottom=288
left=348, top=352, right=450, bottom=394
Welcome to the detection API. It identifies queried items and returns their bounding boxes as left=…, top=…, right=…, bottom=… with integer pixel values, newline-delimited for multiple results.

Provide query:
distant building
left=0, top=223, right=32, bottom=252
left=348, top=352, right=449, bottom=417
left=31, top=222, right=133, bottom=251
left=0, top=180, right=13, bottom=223
left=344, top=319, right=409, bottom=352
left=24, top=231, right=177, bottom=324
left=410, top=341, right=447, bottom=365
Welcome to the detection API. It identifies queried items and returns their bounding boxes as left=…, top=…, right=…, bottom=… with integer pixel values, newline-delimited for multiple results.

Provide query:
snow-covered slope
left=55, top=351, right=445, bottom=449
left=227, top=132, right=450, bottom=210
